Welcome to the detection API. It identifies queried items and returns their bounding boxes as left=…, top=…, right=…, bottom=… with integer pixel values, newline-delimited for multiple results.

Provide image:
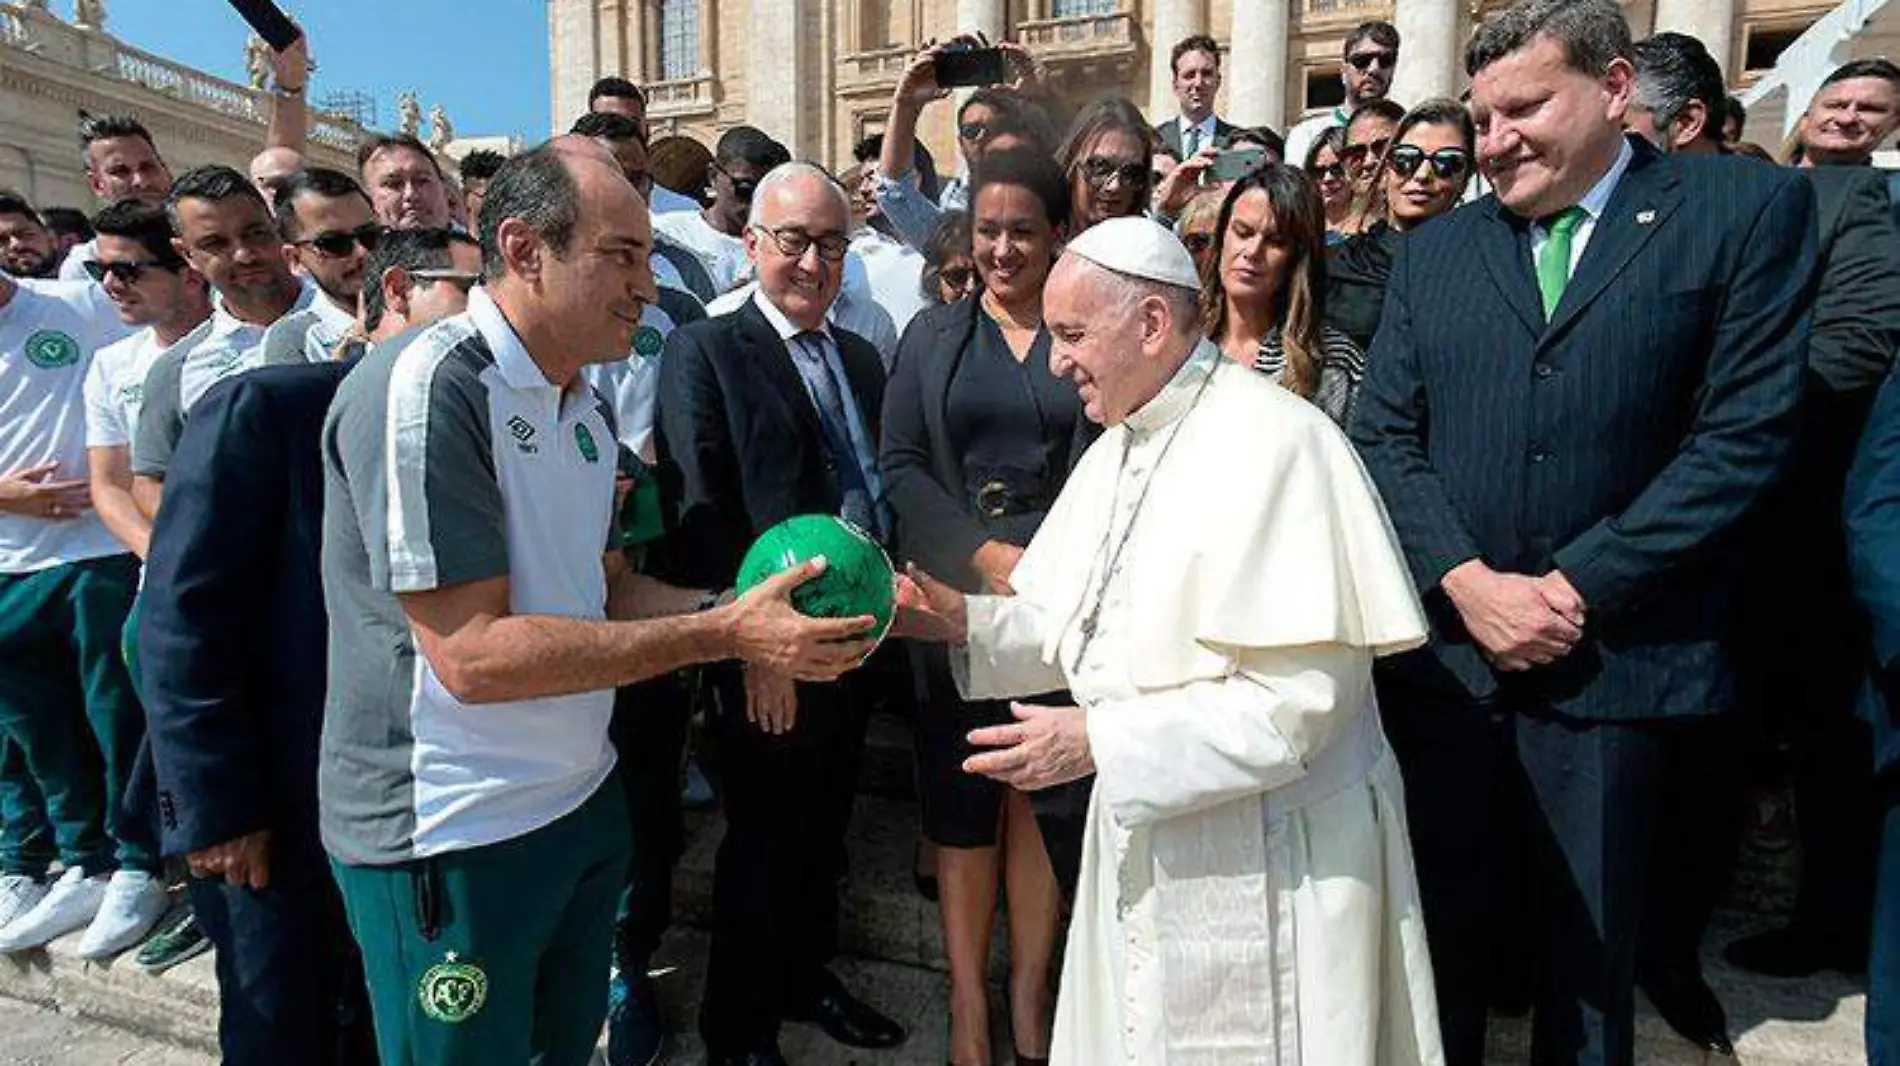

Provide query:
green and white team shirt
left=0, top=281, right=138, bottom=573
left=320, top=285, right=621, bottom=866
left=82, top=327, right=168, bottom=451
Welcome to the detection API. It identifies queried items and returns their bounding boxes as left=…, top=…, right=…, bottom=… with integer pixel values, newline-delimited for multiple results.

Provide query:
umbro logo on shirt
left=507, top=415, right=539, bottom=454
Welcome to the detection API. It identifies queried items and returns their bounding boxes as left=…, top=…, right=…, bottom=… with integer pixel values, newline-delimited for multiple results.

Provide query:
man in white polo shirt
left=321, top=138, right=877, bottom=1066
left=0, top=266, right=169, bottom=958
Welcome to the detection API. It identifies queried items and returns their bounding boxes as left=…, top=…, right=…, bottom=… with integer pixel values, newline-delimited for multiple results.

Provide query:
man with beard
left=1285, top=21, right=1404, bottom=175
left=260, top=169, right=377, bottom=365
left=0, top=196, right=60, bottom=280
left=356, top=134, right=455, bottom=232
left=57, top=114, right=174, bottom=283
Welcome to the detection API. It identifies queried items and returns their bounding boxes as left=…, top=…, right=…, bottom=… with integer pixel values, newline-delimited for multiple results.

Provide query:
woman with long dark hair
left=1202, top=165, right=1366, bottom=426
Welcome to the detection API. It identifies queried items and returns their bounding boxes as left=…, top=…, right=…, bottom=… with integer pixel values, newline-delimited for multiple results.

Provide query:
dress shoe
left=1642, top=967, right=1734, bottom=1056
left=707, top=1051, right=788, bottom=1066
left=783, top=975, right=907, bottom=1049
left=1724, top=923, right=1866, bottom=977
left=607, top=970, right=667, bottom=1066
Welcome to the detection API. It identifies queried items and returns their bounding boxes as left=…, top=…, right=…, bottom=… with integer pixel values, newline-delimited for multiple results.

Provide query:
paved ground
left=0, top=997, right=213, bottom=1066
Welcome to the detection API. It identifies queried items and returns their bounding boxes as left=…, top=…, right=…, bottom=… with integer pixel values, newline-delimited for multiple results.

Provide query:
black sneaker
left=129, top=906, right=210, bottom=974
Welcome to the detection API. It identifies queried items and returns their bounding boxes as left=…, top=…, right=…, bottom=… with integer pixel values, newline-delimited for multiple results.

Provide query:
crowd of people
left=3, top=1, right=1900, bottom=1065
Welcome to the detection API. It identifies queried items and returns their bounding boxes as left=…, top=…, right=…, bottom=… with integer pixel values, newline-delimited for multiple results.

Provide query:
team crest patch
left=632, top=324, right=665, bottom=358
left=574, top=422, right=600, bottom=463
left=418, top=952, right=487, bottom=1023
left=24, top=330, right=79, bottom=369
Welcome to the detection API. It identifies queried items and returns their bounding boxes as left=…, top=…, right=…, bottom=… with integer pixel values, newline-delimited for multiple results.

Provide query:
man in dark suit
left=1350, top=4, right=1817, bottom=1065
left=656, top=162, right=904, bottom=1066
left=1847, top=363, right=1900, bottom=1066
left=1153, top=34, right=1240, bottom=160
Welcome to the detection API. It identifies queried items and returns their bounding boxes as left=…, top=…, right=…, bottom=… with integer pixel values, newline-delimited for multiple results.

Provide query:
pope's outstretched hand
left=890, top=564, right=967, bottom=644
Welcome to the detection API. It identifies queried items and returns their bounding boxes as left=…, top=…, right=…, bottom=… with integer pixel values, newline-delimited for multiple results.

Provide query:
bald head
left=1043, top=254, right=1199, bottom=425
left=250, top=147, right=304, bottom=202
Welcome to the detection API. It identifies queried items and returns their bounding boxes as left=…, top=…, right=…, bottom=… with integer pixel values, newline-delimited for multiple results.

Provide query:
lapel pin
left=1636, top=209, right=1657, bottom=225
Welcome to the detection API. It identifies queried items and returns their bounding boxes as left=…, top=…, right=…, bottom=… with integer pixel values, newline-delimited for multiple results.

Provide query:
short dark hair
left=0, top=192, right=44, bottom=228
left=78, top=113, right=158, bottom=160
left=1344, top=21, right=1400, bottom=58
left=1821, top=57, right=1900, bottom=90
left=571, top=111, right=646, bottom=145
left=90, top=199, right=184, bottom=267
left=1346, top=99, right=1407, bottom=138
left=1466, top=0, right=1631, bottom=79
left=852, top=134, right=883, bottom=165
left=1171, top=34, right=1220, bottom=75
left=355, top=134, right=445, bottom=179
left=40, top=207, right=93, bottom=242
left=271, top=167, right=370, bottom=240
left=588, top=76, right=647, bottom=110
left=477, top=142, right=582, bottom=280
left=459, top=150, right=507, bottom=183
left=1230, top=125, right=1287, bottom=161
left=1631, top=32, right=1727, bottom=143
left=363, top=227, right=478, bottom=331
left=714, top=126, right=791, bottom=171
left=918, top=210, right=972, bottom=303
left=971, top=146, right=1071, bottom=230
left=1725, top=95, right=1747, bottom=131
left=165, top=164, right=268, bottom=231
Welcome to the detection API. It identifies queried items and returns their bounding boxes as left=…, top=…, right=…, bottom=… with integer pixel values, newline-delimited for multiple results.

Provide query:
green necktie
left=1183, top=125, right=1200, bottom=158
left=1536, top=206, right=1588, bottom=318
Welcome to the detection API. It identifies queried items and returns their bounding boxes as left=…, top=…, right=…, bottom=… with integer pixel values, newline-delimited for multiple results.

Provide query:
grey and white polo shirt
left=319, top=285, right=621, bottom=866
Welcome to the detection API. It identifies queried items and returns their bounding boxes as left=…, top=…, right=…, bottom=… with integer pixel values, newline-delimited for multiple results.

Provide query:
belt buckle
left=977, top=479, right=1009, bottom=519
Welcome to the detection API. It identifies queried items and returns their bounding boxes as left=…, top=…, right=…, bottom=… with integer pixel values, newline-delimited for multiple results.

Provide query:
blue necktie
left=792, top=332, right=879, bottom=537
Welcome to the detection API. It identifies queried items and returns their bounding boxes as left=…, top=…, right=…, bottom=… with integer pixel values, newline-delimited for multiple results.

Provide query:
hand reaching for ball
left=725, top=557, right=876, bottom=681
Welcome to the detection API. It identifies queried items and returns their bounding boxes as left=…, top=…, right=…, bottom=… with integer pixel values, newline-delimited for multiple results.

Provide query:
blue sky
left=110, top=1, right=552, bottom=142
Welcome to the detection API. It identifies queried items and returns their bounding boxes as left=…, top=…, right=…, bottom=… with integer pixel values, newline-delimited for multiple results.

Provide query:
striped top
left=1253, top=324, right=1367, bottom=428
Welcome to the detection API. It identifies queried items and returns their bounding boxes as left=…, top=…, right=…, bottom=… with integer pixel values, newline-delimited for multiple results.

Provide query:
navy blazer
left=1351, top=138, right=1817, bottom=720
left=1848, top=366, right=1900, bottom=775
left=653, top=297, right=886, bottom=591
left=138, top=362, right=349, bottom=856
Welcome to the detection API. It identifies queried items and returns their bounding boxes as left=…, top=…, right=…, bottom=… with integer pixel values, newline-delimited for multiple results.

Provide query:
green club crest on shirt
left=632, top=324, right=664, bottom=358
left=574, top=422, right=600, bottom=463
left=418, top=952, right=487, bottom=1023
left=24, top=330, right=79, bottom=369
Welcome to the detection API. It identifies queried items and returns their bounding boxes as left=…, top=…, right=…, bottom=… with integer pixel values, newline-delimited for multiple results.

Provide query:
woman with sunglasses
left=1056, top=97, right=1155, bottom=236
left=1204, top=165, right=1366, bottom=427
left=1174, top=189, right=1224, bottom=282
left=1304, top=126, right=1356, bottom=243
left=1327, top=99, right=1475, bottom=352
left=881, top=148, right=1085, bottom=1066
left=919, top=211, right=977, bottom=307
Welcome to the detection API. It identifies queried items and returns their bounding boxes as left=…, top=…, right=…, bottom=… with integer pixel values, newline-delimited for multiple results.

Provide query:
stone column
left=1390, top=0, right=1461, bottom=107
left=1148, top=0, right=1205, bottom=119
left=549, top=0, right=599, bottom=134
left=629, top=0, right=649, bottom=81
left=1228, top=0, right=1288, bottom=130
left=955, top=0, right=1005, bottom=42
left=598, top=0, right=628, bottom=77
left=1653, top=0, right=1737, bottom=77
left=749, top=0, right=811, bottom=148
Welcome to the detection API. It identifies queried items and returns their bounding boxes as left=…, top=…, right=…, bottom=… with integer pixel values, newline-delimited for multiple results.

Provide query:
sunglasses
left=939, top=265, right=975, bottom=290
left=1310, top=162, right=1347, bottom=181
left=297, top=224, right=384, bottom=258
left=958, top=123, right=990, bottom=143
left=713, top=164, right=760, bottom=201
left=1181, top=232, right=1216, bottom=255
left=1342, top=138, right=1391, bottom=167
left=1080, top=156, right=1150, bottom=190
left=409, top=269, right=480, bottom=293
left=751, top=225, right=849, bottom=262
left=1387, top=145, right=1471, bottom=181
left=83, top=258, right=178, bottom=284
left=1346, top=50, right=1397, bottom=72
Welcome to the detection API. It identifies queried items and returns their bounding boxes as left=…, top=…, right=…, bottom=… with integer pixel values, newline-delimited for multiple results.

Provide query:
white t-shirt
left=0, top=281, right=137, bottom=572
left=849, top=230, right=930, bottom=341
left=82, top=327, right=166, bottom=449
left=652, top=210, right=749, bottom=296
left=57, top=238, right=98, bottom=283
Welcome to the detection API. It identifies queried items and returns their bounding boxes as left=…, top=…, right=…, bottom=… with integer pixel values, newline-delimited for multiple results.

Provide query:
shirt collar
left=751, top=288, right=834, bottom=346
left=310, top=289, right=358, bottom=336
left=467, top=285, right=557, bottom=393
left=210, top=275, right=317, bottom=337
left=1124, top=339, right=1220, bottom=436
left=1179, top=113, right=1218, bottom=140
left=1559, top=136, right=1635, bottom=227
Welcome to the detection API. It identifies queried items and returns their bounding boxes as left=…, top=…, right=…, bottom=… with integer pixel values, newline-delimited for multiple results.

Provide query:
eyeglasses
left=750, top=225, right=849, bottom=262
left=1342, top=138, right=1391, bottom=167
left=958, top=123, right=990, bottom=143
left=1181, top=232, right=1215, bottom=255
left=1346, top=50, right=1397, bottom=72
left=409, top=269, right=480, bottom=293
left=1310, top=162, right=1347, bottom=181
left=82, top=258, right=178, bottom=284
left=1387, top=145, right=1471, bottom=181
left=296, top=224, right=384, bottom=258
left=938, top=265, right=975, bottom=290
left=713, top=164, right=760, bottom=201
left=1079, top=156, right=1150, bottom=190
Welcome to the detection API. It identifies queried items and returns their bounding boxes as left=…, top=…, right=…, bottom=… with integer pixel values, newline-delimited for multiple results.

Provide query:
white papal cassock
left=956, top=341, right=1446, bottom=1066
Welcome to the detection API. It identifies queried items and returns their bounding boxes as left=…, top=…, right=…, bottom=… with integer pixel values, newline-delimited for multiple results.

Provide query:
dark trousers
left=189, top=832, right=376, bottom=1066
left=1381, top=679, right=1668, bottom=1066
left=699, top=670, right=869, bottom=1055
left=1870, top=774, right=1900, bottom=1066
left=609, top=673, right=691, bottom=975
left=0, top=736, right=54, bottom=878
left=1639, top=719, right=1746, bottom=980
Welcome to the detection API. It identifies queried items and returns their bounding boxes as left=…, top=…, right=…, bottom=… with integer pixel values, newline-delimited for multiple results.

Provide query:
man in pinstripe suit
left=1351, top=3, right=1818, bottom=1065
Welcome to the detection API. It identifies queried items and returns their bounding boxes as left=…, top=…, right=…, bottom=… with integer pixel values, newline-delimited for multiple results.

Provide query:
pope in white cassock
left=892, top=216, right=1445, bottom=1066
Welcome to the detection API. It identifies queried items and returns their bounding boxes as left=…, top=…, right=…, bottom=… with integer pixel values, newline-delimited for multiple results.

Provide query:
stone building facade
left=548, top=0, right=1892, bottom=172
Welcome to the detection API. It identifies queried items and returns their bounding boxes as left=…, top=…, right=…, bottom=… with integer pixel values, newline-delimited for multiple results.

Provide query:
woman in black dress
left=880, top=148, right=1081, bottom=1066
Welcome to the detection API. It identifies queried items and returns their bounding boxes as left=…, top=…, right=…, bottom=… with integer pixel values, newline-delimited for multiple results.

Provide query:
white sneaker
left=76, top=869, right=170, bottom=959
left=0, top=867, right=106, bottom=953
left=0, top=874, right=47, bottom=931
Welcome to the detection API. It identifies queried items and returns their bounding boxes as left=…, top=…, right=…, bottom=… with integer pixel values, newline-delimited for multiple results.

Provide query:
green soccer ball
left=736, top=515, right=896, bottom=645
